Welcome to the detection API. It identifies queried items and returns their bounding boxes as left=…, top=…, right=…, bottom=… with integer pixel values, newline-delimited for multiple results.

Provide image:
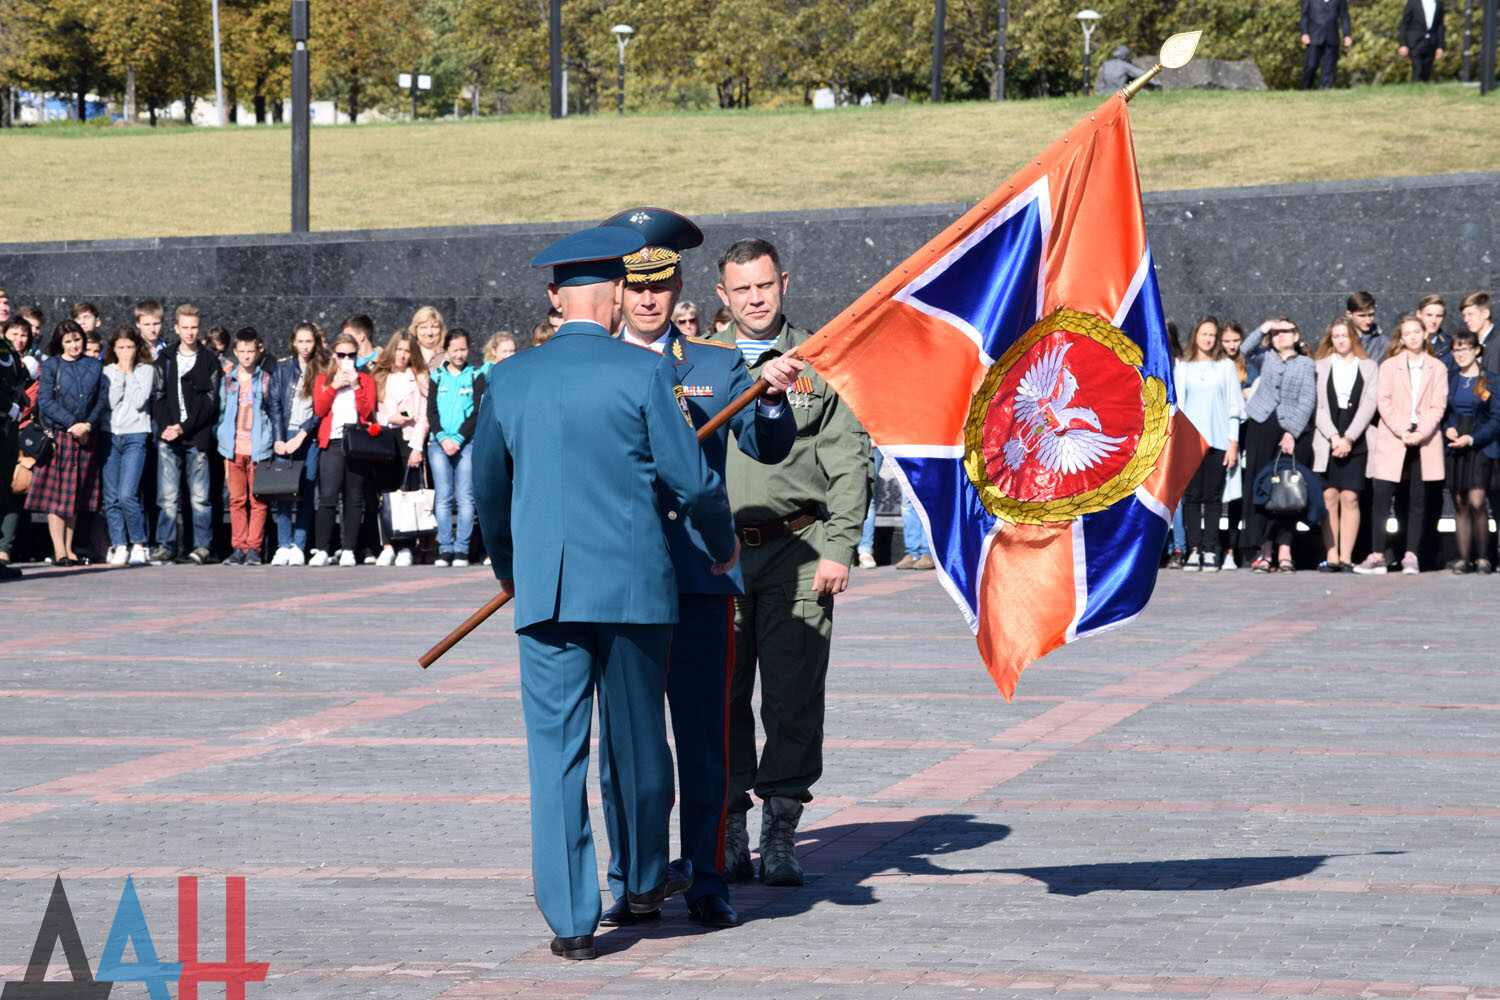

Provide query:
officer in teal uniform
left=593, top=208, right=803, bottom=930
left=473, top=225, right=740, bottom=960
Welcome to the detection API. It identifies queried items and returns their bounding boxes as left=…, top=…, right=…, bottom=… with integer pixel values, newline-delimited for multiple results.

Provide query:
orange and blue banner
left=800, top=95, right=1207, bottom=700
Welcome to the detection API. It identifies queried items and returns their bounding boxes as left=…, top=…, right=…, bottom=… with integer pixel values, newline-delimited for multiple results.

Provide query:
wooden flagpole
left=418, top=359, right=791, bottom=669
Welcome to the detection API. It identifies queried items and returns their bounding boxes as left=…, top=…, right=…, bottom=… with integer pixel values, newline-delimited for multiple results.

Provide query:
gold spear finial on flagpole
left=1120, top=30, right=1202, bottom=101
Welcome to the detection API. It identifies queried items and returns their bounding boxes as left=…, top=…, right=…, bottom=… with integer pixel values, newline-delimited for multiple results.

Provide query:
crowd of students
left=0, top=297, right=554, bottom=571
left=1170, top=289, right=1498, bottom=574
left=3, top=286, right=1491, bottom=579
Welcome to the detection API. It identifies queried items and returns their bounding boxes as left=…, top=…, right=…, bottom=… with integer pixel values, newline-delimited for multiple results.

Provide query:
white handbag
left=384, top=468, right=437, bottom=537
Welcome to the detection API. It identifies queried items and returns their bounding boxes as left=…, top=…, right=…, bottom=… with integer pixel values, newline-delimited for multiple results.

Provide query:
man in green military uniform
left=0, top=319, right=24, bottom=580
left=705, top=237, right=870, bottom=885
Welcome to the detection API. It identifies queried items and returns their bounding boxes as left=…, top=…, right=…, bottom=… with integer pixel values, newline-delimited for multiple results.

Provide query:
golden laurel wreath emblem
left=963, top=308, right=1169, bottom=526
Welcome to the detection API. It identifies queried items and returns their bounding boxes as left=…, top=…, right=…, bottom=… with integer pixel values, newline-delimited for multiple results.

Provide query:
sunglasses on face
left=335, top=351, right=357, bottom=359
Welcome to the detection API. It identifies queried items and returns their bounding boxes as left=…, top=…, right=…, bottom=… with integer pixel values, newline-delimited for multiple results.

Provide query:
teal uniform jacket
left=655, top=327, right=796, bottom=595
left=472, top=319, right=737, bottom=625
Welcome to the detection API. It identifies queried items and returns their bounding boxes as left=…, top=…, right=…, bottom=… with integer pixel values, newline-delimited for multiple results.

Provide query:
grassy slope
left=0, top=83, right=1494, bottom=241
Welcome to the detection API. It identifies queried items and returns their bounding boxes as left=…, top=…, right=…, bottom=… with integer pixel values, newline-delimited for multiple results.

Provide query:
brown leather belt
left=735, top=508, right=823, bottom=547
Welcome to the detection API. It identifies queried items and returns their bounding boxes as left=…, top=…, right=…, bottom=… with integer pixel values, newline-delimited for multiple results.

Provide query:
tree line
left=0, top=0, right=1476, bottom=126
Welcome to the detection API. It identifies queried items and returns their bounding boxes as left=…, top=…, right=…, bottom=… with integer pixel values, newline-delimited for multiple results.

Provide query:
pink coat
left=1367, top=353, right=1448, bottom=482
left=376, top=369, right=430, bottom=449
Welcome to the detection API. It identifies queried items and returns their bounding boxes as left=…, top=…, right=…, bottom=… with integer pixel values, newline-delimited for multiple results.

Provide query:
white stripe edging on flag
left=877, top=444, right=966, bottom=460
left=892, top=176, right=1052, bottom=370
left=1134, top=483, right=1172, bottom=524
left=1074, top=608, right=1144, bottom=642
left=960, top=519, right=1005, bottom=635
left=878, top=445, right=986, bottom=634
left=1110, top=249, right=1154, bottom=331
left=1063, top=519, right=1090, bottom=643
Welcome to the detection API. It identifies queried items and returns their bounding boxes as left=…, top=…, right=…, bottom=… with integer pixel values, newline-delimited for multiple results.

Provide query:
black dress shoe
left=687, top=895, right=741, bottom=929
left=627, top=858, right=693, bottom=914
left=600, top=897, right=660, bottom=926
left=549, top=934, right=596, bottom=960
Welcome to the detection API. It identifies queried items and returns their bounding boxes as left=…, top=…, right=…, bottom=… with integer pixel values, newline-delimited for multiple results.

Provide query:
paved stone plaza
left=0, top=563, right=1495, bottom=999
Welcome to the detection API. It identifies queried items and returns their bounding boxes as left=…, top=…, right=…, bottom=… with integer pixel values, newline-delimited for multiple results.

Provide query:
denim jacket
left=216, top=366, right=275, bottom=462
left=268, top=356, right=322, bottom=443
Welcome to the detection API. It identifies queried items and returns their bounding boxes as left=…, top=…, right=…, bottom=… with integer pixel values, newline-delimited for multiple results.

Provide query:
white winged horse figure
left=1001, top=342, right=1128, bottom=475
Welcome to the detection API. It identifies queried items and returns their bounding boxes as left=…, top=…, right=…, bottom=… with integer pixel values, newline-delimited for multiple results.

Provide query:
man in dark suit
left=1398, top=0, right=1445, bottom=80
left=473, top=226, right=740, bottom=960
left=1299, top=0, right=1353, bottom=88
left=1461, top=291, right=1496, bottom=376
left=593, top=207, right=800, bottom=931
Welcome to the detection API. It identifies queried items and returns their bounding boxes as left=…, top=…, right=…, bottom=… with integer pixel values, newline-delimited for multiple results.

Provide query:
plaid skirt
left=24, top=430, right=100, bottom=517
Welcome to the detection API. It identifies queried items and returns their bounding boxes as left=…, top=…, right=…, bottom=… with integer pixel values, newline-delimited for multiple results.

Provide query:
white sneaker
left=433, top=555, right=450, bottom=567
left=376, top=547, right=396, bottom=566
left=362, top=553, right=376, bottom=565
left=270, top=546, right=289, bottom=566
left=107, top=546, right=128, bottom=566
left=340, top=549, right=357, bottom=567
left=452, top=557, right=470, bottom=567
left=1220, top=551, right=1238, bottom=571
left=286, top=547, right=306, bottom=566
left=394, top=548, right=413, bottom=567
left=308, top=549, right=330, bottom=567
left=1182, top=548, right=1201, bottom=572
left=128, top=544, right=149, bottom=565
left=1201, top=550, right=1219, bottom=572
left=857, top=551, right=876, bottom=569
left=483, top=556, right=491, bottom=566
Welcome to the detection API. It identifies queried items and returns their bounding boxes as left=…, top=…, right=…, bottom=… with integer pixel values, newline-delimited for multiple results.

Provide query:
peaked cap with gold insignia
left=599, top=207, right=703, bottom=285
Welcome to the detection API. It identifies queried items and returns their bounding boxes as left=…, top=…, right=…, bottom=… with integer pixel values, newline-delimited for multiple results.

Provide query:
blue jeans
left=274, top=440, right=320, bottom=552
left=901, top=496, right=929, bottom=558
left=1171, top=504, right=1186, bottom=553
left=156, top=438, right=212, bottom=553
left=101, top=432, right=149, bottom=546
left=858, top=450, right=883, bottom=554
left=428, top=440, right=474, bottom=554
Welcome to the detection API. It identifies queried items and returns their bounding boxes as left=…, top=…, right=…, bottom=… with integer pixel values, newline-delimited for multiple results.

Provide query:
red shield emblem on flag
left=963, top=309, right=1169, bottom=525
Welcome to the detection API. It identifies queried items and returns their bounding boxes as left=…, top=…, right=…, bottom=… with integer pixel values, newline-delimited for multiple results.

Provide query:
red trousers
left=225, top=455, right=267, bottom=551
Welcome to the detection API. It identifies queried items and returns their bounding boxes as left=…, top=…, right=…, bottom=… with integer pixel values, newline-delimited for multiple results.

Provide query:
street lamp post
left=931, top=0, right=946, bottom=103
left=1483, top=0, right=1497, bottom=95
left=291, top=0, right=309, bottom=232
left=548, top=0, right=562, bottom=118
left=401, top=70, right=432, bottom=119
left=1462, top=0, right=1473, bottom=82
left=211, top=0, right=227, bottom=125
left=995, top=0, right=1008, bottom=100
left=612, top=24, right=634, bottom=114
left=1074, top=9, right=1102, bottom=95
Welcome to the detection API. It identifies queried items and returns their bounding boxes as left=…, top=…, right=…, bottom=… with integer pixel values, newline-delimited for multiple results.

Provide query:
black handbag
left=252, top=459, right=304, bottom=503
left=1264, top=454, right=1309, bottom=514
left=341, top=422, right=399, bottom=464
left=18, top=363, right=59, bottom=464
left=18, top=423, right=53, bottom=465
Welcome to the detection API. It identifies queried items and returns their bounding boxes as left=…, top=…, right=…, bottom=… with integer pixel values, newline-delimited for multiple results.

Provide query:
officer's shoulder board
left=686, top=336, right=736, bottom=351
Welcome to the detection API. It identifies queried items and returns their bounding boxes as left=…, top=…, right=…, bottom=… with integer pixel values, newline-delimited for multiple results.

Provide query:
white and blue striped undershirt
left=736, top=338, right=777, bottom=366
